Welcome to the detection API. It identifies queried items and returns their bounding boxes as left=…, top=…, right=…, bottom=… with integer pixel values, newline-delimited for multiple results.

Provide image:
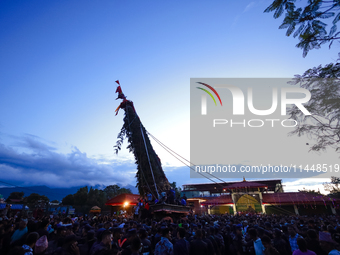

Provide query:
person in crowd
left=155, top=227, right=173, bottom=255
left=201, top=228, right=215, bottom=255
left=272, top=228, right=290, bottom=255
left=90, top=230, right=112, bottom=255
left=261, top=235, right=280, bottom=255
left=37, top=219, right=50, bottom=240
left=11, top=219, right=28, bottom=244
left=112, top=227, right=123, bottom=255
left=289, top=224, right=304, bottom=252
left=1, top=222, right=14, bottom=254
left=319, top=232, right=340, bottom=255
left=305, top=229, right=327, bottom=255
left=35, top=235, right=48, bottom=255
left=189, top=229, right=208, bottom=255
left=130, top=236, right=142, bottom=255
left=232, top=225, right=245, bottom=255
left=22, top=232, right=39, bottom=255
left=174, top=227, right=189, bottom=255
left=292, top=238, right=317, bottom=255
left=53, top=234, right=80, bottom=255
left=248, top=228, right=265, bottom=255
left=139, top=228, right=152, bottom=255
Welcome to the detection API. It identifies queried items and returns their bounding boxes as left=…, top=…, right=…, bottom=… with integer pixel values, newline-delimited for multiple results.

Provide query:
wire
left=147, top=131, right=230, bottom=187
left=147, top=132, right=228, bottom=189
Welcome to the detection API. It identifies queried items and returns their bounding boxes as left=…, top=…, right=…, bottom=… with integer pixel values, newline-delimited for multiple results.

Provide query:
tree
left=118, top=187, right=132, bottom=195
left=87, top=187, right=106, bottom=207
left=298, top=187, right=322, bottom=195
left=103, top=185, right=132, bottom=199
left=265, top=1, right=340, bottom=153
left=24, top=193, right=49, bottom=204
left=104, top=185, right=121, bottom=199
left=324, top=176, right=340, bottom=197
left=115, top=96, right=170, bottom=197
left=6, top=191, right=24, bottom=202
left=265, top=0, right=340, bottom=57
left=287, top=65, right=340, bottom=153
left=73, top=186, right=88, bottom=206
left=62, top=194, right=74, bottom=205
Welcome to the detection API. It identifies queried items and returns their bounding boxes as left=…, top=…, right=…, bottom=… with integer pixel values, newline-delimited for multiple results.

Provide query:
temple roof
left=105, top=193, right=140, bottom=206
left=194, top=192, right=340, bottom=205
left=226, top=181, right=268, bottom=190
left=201, top=195, right=233, bottom=205
left=262, top=192, right=339, bottom=204
left=183, top=179, right=281, bottom=192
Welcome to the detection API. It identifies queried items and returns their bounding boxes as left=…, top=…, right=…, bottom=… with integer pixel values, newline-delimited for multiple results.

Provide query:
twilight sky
left=0, top=0, right=338, bottom=194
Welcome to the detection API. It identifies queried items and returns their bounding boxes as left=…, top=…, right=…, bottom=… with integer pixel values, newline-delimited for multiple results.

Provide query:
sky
left=0, top=0, right=338, bottom=195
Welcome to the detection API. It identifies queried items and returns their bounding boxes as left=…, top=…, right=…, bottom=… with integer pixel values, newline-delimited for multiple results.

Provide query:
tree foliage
left=87, top=187, right=106, bottom=207
left=103, top=185, right=132, bottom=199
left=298, top=187, right=322, bottom=195
left=114, top=101, right=170, bottom=197
left=6, top=191, right=24, bottom=202
left=62, top=194, right=74, bottom=205
left=324, top=176, right=340, bottom=197
left=61, top=184, right=131, bottom=208
left=265, top=0, right=340, bottom=57
left=24, top=193, right=49, bottom=204
left=287, top=62, right=340, bottom=153
left=73, top=186, right=89, bottom=206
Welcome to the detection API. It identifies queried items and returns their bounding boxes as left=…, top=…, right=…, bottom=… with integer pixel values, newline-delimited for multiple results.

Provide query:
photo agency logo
left=195, top=79, right=312, bottom=128
left=190, top=78, right=338, bottom=179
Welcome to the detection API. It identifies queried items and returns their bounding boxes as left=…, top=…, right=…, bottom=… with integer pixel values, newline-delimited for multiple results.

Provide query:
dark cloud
left=0, top=134, right=136, bottom=188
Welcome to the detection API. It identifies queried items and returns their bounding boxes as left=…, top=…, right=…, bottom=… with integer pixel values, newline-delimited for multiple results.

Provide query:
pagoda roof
left=262, top=192, right=340, bottom=205
left=190, top=192, right=340, bottom=206
left=201, top=195, right=233, bottom=205
left=105, top=193, right=140, bottom=206
left=182, top=179, right=281, bottom=192
left=226, top=181, right=268, bottom=190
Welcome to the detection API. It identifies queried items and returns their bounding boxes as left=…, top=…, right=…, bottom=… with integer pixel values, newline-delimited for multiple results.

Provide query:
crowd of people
left=1, top=210, right=340, bottom=255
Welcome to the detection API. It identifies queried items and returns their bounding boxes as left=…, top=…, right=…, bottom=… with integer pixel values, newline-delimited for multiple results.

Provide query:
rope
left=147, top=131, right=231, bottom=187
left=147, top=132, right=227, bottom=189
left=138, top=137, right=157, bottom=199
left=140, top=124, right=159, bottom=199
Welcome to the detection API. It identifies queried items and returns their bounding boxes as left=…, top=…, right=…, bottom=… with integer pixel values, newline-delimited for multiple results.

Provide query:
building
left=182, top=179, right=339, bottom=215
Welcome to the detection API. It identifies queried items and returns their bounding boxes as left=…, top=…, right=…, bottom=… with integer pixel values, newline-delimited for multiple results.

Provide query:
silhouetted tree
left=265, top=0, right=340, bottom=57
left=6, top=191, right=24, bottom=202
left=265, top=1, right=340, bottom=154
left=62, top=194, right=74, bottom=205
left=324, top=176, right=340, bottom=197
left=24, top=193, right=49, bottom=204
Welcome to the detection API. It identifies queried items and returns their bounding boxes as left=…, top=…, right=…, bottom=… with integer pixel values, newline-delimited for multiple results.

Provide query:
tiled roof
left=201, top=195, right=233, bottom=205
left=226, top=181, right=268, bottom=190
left=262, top=192, right=339, bottom=204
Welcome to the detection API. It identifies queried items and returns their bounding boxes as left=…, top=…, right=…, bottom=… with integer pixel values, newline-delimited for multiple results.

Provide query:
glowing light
left=124, top=202, right=129, bottom=207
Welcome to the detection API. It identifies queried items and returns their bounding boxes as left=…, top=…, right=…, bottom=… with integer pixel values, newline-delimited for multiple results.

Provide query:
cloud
left=0, top=134, right=137, bottom=188
left=283, top=178, right=330, bottom=194
left=232, top=2, right=256, bottom=29
left=243, top=2, right=256, bottom=13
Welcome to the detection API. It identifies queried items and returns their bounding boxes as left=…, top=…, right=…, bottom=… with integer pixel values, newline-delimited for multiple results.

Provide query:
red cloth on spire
left=115, top=80, right=120, bottom=85
left=116, top=86, right=122, bottom=94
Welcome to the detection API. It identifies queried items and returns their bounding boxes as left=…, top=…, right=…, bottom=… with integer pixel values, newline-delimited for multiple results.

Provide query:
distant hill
left=0, top=184, right=138, bottom=201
